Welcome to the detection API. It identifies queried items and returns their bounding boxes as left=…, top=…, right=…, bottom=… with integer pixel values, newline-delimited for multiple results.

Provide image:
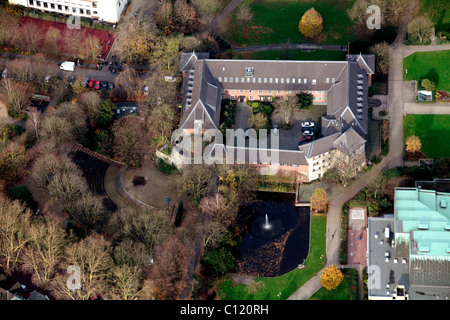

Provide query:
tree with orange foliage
left=406, top=135, right=422, bottom=153
left=320, top=264, right=344, bottom=290
left=310, top=187, right=328, bottom=214
left=299, top=7, right=323, bottom=38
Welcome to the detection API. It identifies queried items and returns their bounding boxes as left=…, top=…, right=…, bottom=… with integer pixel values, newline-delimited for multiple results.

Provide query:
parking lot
left=236, top=102, right=327, bottom=150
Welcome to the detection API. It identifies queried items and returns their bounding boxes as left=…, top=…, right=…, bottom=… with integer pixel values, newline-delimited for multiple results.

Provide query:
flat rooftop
left=367, top=215, right=410, bottom=299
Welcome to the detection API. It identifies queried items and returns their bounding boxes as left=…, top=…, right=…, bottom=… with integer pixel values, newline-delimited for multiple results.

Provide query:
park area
left=403, top=114, right=450, bottom=158
left=217, top=215, right=326, bottom=300
left=224, top=0, right=355, bottom=46
left=403, top=50, right=450, bottom=92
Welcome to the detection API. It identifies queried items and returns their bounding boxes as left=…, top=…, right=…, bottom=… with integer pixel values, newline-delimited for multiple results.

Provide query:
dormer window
left=245, top=67, right=254, bottom=76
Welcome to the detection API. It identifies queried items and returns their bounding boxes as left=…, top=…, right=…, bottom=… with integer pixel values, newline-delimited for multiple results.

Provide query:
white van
left=60, top=61, right=75, bottom=72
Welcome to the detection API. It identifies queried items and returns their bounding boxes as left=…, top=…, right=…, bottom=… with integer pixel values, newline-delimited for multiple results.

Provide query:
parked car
left=2, top=69, right=7, bottom=78
left=301, top=135, right=312, bottom=142
left=83, top=78, right=89, bottom=87
left=298, top=135, right=312, bottom=146
left=94, top=80, right=101, bottom=90
left=87, top=79, right=95, bottom=88
left=108, top=82, right=115, bottom=90
left=102, top=81, right=108, bottom=90
left=143, top=86, right=149, bottom=96
left=301, top=121, right=314, bottom=131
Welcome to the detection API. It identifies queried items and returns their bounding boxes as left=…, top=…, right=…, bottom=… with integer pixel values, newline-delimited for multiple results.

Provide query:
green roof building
left=394, top=188, right=450, bottom=292
left=368, top=187, right=450, bottom=300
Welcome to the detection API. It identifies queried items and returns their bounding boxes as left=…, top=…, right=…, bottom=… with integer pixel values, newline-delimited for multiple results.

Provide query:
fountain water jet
left=263, top=214, right=271, bottom=230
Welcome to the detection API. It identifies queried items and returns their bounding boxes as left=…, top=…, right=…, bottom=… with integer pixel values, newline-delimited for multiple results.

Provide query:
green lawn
left=217, top=215, right=327, bottom=300
left=225, top=0, right=355, bottom=46
left=309, top=268, right=358, bottom=300
left=403, top=114, right=450, bottom=158
left=419, top=0, right=450, bottom=30
left=403, top=51, right=450, bottom=91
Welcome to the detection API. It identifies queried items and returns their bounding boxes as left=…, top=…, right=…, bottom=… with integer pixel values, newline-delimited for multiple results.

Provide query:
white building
left=9, top=0, right=128, bottom=23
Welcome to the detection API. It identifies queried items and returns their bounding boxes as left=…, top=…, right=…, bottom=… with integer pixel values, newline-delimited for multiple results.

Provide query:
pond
left=236, top=192, right=310, bottom=277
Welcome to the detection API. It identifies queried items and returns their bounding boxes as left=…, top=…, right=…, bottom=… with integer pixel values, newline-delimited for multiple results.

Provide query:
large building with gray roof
left=178, top=51, right=374, bottom=181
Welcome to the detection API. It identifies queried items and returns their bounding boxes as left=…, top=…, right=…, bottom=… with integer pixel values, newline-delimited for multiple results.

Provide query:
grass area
left=217, top=215, right=327, bottom=300
left=403, top=114, right=450, bottom=158
left=403, top=51, right=450, bottom=91
left=418, top=0, right=450, bottom=30
left=233, top=49, right=347, bottom=61
left=309, top=268, right=358, bottom=300
left=225, top=0, right=355, bottom=46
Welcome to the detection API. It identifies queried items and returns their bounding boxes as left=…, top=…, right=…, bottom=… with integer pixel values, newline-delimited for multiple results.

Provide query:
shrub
left=157, top=158, right=177, bottom=174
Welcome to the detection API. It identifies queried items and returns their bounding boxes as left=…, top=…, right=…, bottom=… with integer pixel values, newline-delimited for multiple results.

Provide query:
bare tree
left=173, top=0, right=199, bottom=34
left=47, top=169, right=90, bottom=214
left=50, top=236, right=114, bottom=300
left=0, top=78, right=31, bottom=119
left=31, top=53, right=52, bottom=80
left=181, top=165, right=215, bottom=204
left=408, top=16, right=434, bottom=43
left=0, top=9, right=20, bottom=47
left=21, top=218, right=67, bottom=289
left=27, top=106, right=41, bottom=141
left=72, top=193, right=108, bottom=231
left=20, top=22, right=43, bottom=53
left=0, top=141, right=28, bottom=182
left=7, top=59, right=32, bottom=81
left=369, top=42, right=392, bottom=75
left=63, top=28, right=86, bottom=59
left=111, top=117, right=152, bottom=167
left=0, top=196, right=32, bottom=275
left=44, top=27, right=62, bottom=56
left=150, top=236, right=186, bottom=300
left=78, top=91, right=103, bottom=125
left=82, top=35, right=101, bottom=61
left=108, top=265, right=143, bottom=300
left=108, top=207, right=172, bottom=252
left=112, top=66, right=143, bottom=101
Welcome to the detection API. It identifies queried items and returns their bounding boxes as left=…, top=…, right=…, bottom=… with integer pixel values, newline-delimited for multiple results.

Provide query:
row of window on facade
left=217, top=76, right=335, bottom=85
left=225, top=95, right=323, bottom=101
left=28, top=0, right=97, bottom=15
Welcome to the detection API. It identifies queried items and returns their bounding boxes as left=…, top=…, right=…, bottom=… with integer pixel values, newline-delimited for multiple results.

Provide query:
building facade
left=9, top=0, right=127, bottom=23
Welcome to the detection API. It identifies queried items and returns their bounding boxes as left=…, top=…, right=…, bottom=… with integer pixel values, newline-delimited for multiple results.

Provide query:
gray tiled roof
left=204, top=59, right=347, bottom=92
left=298, top=132, right=340, bottom=158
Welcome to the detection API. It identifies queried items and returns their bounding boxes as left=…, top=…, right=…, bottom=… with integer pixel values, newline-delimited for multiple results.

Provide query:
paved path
left=200, top=0, right=244, bottom=37
left=229, top=43, right=347, bottom=53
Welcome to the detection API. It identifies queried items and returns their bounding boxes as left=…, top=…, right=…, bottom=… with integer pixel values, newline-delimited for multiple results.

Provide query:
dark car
left=298, top=136, right=312, bottom=146
left=88, top=79, right=95, bottom=88
left=102, top=81, right=108, bottom=90
left=109, top=82, right=115, bottom=90
left=94, top=80, right=101, bottom=90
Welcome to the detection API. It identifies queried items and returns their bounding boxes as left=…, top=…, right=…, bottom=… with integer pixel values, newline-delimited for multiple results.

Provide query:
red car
left=301, top=136, right=312, bottom=142
left=94, top=80, right=101, bottom=90
left=87, top=79, right=95, bottom=88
